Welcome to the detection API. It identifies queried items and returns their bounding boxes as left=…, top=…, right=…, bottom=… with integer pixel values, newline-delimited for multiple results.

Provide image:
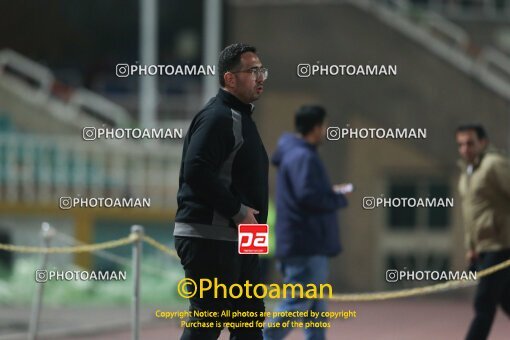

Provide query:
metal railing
left=0, top=222, right=175, bottom=340
left=0, top=222, right=509, bottom=339
left=232, top=0, right=510, bottom=102
left=352, top=0, right=510, bottom=102
left=402, top=0, right=510, bottom=21
left=0, top=133, right=181, bottom=209
left=0, top=49, right=132, bottom=129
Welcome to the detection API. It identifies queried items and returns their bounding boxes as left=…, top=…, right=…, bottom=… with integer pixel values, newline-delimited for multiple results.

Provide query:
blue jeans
left=263, top=255, right=329, bottom=340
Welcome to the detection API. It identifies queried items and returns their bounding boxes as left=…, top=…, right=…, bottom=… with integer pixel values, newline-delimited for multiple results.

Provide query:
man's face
left=308, top=123, right=326, bottom=145
left=320, top=121, right=328, bottom=144
left=226, top=52, right=265, bottom=104
left=456, top=130, right=487, bottom=164
left=317, top=122, right=327, bottom=145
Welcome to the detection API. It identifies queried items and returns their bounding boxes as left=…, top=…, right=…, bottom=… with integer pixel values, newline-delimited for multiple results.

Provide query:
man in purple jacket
left=263, top=105, right=349, bottom=340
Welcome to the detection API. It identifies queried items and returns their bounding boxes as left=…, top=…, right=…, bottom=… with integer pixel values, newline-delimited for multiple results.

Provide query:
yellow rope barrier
left=142, top=235, right=178, bottom=258
left=1, top=234, right=510, bottom=302
left=0, top=235, right=136, bottom=253
left=329, top=259, right=510, bottom=302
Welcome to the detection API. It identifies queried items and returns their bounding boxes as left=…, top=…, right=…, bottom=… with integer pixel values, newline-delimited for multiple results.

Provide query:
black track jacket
left=173, top=88, right=268, bottom=241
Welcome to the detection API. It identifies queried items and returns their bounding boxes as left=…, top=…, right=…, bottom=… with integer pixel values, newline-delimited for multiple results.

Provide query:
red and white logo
left=238, top=224, right=269, bottom=254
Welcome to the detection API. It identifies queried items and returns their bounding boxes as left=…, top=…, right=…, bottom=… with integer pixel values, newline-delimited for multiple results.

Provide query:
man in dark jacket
left=263, top=105, right=349, bottom=340
left=173, top=43, right=268, bottom=340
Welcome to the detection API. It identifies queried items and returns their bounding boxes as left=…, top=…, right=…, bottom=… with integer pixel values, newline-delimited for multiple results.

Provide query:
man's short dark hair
left=456, top=124, right=488, bottom=140
left=295, top=105, right=327, bottom=136
left=218, top=43, right=257, bottom=87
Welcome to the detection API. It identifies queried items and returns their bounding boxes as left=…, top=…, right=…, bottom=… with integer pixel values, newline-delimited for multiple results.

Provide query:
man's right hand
left=466, top=250, right=478, bottom=264
left=238, top=207, right=259, bottom=225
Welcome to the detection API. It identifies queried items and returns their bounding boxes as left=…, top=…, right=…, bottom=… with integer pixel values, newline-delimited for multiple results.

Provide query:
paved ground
left=1, top=297, right=509, bottom=339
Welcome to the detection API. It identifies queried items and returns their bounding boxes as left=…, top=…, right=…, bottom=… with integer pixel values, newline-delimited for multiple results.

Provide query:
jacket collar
left=457, top=147, right=495, bottom=172
left=297, top=135, right=318, bottom=151
left=218, top=88, right=254, bottom=115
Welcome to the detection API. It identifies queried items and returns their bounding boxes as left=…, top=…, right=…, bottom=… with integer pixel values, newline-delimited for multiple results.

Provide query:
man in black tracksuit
left=174, top=43, right=268, bottom=340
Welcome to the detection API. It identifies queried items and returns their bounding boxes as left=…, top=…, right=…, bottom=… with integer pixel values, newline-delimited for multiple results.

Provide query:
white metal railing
left=424, top=11, right=470, bottom=48
left=233, top=0, right=510, bottom=100
left=476, top=47, right=510, bottom=99
left=69, top=88, right=132, bottom=127
left=0, top=49, right=132, bottom=128
left=0, top=133, right=181, bottom=209
left=353, top=0, right=510, bottom=101
left=407, top=0, right=510, bottom=21
left=232, top=0, right=510, bottom=102
left=0, top=49, right=54, bottom=97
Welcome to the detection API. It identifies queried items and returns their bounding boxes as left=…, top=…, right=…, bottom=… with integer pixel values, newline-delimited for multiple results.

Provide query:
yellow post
left=74, top=212, right=93, bottom=269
